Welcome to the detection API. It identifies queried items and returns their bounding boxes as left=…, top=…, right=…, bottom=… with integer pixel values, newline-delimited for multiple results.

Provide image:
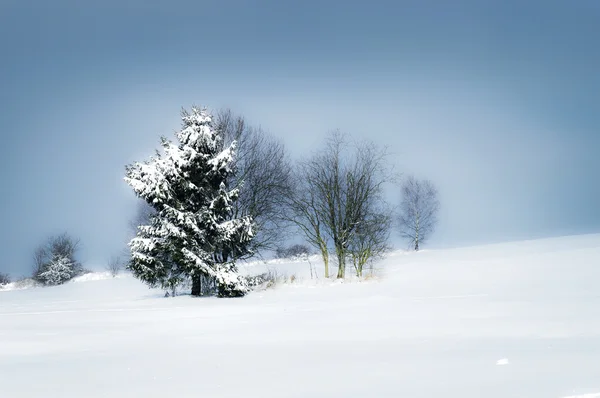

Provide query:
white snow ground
left=1, top=234, right=600, bottom=398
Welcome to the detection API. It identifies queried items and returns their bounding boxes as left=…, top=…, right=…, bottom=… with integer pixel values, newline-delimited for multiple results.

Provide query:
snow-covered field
left=1, top=234, right=600, bottom=397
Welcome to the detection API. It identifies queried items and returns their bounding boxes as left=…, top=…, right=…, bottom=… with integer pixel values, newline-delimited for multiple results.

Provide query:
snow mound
left=70, top=271, right=122, bottom=283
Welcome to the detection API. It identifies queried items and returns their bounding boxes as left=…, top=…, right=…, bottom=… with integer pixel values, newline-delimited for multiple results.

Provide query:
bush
left=275, top=244, right=311, bottom=259
left=37, top=256, right=76, bottom=286
left=0, top=272, right=10, bottom=286
left=33, top=233, right=84, bottom=286
left=245, top=272, right=271, bottom=289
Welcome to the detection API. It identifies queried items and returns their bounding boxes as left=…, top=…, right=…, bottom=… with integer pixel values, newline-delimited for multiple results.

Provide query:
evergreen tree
left=38, top=255, right=75, bottom=286
left=125, top=107, right=254, bottom=297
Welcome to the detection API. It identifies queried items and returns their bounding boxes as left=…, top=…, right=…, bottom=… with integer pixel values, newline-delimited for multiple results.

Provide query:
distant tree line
left=274, top=244, right=311, bottom=260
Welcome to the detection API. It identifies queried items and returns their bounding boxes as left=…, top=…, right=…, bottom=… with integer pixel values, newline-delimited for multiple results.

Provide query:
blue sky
left=1, top=0, right=599, bottom=276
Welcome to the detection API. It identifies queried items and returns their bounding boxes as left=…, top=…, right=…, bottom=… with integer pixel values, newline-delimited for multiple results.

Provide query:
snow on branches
left=124, top=107, right=254, bottom=297
left=38, top=255, right=75, bottom=286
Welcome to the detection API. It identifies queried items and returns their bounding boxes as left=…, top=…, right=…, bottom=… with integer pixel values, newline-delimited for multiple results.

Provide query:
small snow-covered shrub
left=33, top=232, right=84, bottom=284
left=0, top=273, right=10, bottom=286
left=38, top=255, right=76, bottom=286
left=244, top=273, right=267, bottom=288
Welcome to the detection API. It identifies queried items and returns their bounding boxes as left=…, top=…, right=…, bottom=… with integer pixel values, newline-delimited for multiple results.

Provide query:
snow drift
left=1, top=234, right=599, bottom=398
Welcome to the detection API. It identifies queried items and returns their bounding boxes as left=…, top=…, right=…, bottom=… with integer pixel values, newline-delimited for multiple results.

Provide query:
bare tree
left=32, top=245, right=47, bottom=279
left=398, top=176, right=440, bottom=251
left=287, top=132, right=393, bottom=278
left=214, top=109, right=293, bottom=253
left=106, top=256, right=122, bottom=277
left=285, top=163, right=332, bottom=277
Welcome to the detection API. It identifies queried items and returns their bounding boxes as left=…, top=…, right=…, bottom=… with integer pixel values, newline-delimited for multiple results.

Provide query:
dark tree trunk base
left=191, top=274, right=202, bottom=296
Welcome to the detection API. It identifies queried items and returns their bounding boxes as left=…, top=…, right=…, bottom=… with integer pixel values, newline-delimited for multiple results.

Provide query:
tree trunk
left=191, top=274, right=202, bottom=296
left=320, top=242, right=329, bottom=278
left=415, top=215, right=420, bottom=251
left=336, top=253, right=345, bottom=278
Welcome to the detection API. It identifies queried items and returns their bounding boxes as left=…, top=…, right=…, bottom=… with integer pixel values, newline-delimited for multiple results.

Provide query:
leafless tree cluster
left=286, top=132, right=394, bottom=278
left=397, top=176, right=440, bottom=251
left=0, top=272, right=10, bottom=286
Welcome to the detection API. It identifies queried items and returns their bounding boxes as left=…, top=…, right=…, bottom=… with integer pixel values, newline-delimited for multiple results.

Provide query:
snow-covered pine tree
left=124, top=107, right=254, bottom=297
left=38, top=255, right=75, bottom=286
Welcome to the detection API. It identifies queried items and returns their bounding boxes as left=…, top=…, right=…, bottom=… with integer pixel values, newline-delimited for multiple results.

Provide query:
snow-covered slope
left=1, top=234, right=599, bottom=398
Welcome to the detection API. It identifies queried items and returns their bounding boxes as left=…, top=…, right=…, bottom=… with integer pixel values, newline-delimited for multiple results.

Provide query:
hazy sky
left=1, top=0, right=599, bottom=276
